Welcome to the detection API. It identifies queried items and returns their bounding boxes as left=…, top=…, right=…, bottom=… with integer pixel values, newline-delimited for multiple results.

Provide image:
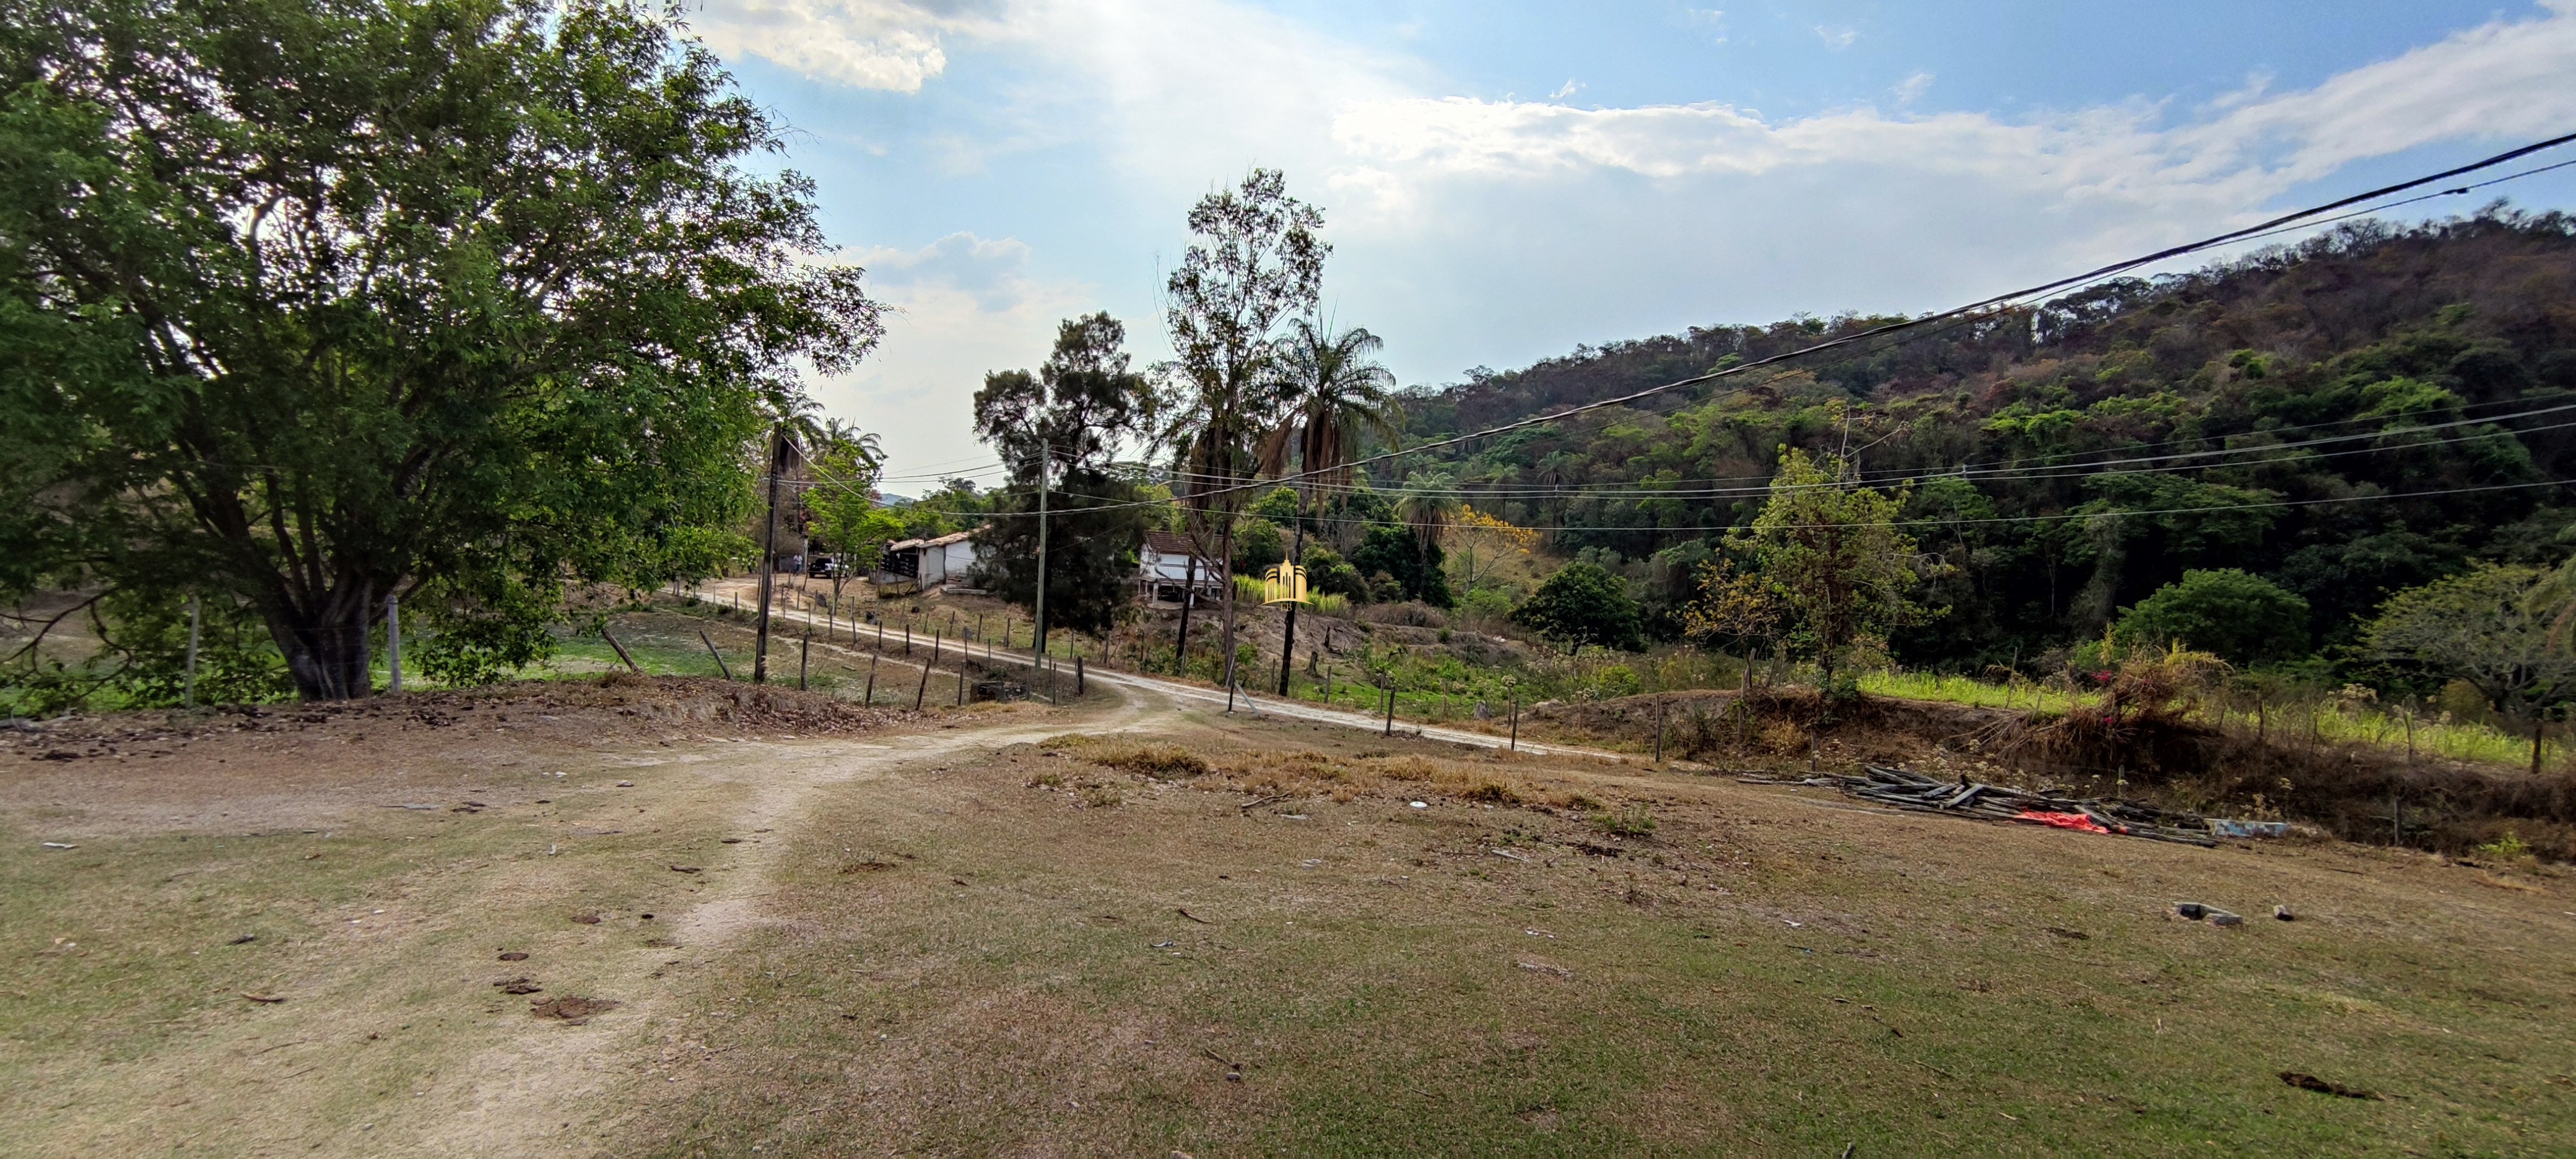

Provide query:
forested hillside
left=1391, top=210, right=2576, bottom=672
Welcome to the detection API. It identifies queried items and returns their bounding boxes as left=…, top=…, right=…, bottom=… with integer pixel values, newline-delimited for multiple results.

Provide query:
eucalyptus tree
left=0, top=0, right=881, bottom=700
left=1162, top=170, right=1328, bottom=694
left=1260, top=319, right=1401, bottom=693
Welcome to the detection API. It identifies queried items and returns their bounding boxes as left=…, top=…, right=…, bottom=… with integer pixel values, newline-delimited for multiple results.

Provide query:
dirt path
left=409, top=689, right=1156, bottom=1156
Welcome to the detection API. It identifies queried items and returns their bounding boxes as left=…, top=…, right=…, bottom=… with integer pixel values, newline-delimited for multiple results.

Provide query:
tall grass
left=1862, top=669, right=2561, bottom=772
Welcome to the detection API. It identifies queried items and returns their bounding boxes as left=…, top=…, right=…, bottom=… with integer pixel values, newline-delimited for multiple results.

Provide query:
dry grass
left=6, top=687, right=2574, bottom=1157
left=1529, top=685, right=2576, bottom=862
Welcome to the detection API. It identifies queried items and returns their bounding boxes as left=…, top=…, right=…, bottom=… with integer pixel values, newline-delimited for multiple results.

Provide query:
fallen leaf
left=498, top=952, right=529, bottom=961
left=669, top=866, right=702, bottom=875
left=242, top=992, right=287, bottom=1004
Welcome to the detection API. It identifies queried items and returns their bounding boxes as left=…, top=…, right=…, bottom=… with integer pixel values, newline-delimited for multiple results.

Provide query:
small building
left=1138, top=530, right=1222, bottom=606
left=875, top=530, right=986, bottom=592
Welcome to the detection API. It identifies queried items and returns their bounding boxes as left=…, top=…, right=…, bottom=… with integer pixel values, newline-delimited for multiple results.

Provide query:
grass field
left=3, top=672, right=2571, bottom=1156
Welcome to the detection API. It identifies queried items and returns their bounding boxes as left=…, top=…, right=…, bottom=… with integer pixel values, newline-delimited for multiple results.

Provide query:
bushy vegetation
left=1377, top=211, right=2576, bottom=740
left=1398, top=211, right=2576, bottom=669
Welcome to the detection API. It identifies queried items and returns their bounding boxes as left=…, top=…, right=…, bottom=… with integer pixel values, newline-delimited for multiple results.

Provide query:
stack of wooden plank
left=1744, top=764, right=2219, bottom=846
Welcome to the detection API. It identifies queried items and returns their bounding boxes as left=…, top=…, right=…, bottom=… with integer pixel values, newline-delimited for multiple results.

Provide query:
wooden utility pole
left=752, top=431, right=794, bottom=684
left=1277, top=513, right=1305, bottom=696
left=1033, top=440, right=1051, bottom=679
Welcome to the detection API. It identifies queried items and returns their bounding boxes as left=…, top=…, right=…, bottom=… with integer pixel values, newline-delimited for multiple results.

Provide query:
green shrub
left=2476, top=831, right=2532, bottom=861
left=1590, top=664, right=1642, bottom=699
left=2112, top=569, right=2309, bottom=665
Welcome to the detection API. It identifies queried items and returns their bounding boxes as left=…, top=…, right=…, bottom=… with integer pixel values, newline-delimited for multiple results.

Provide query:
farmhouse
left=1138, top=530, right=1222, bottom=606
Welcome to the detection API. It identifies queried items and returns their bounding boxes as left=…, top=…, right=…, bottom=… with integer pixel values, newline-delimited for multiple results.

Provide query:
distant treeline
left=1391, top=210, right=2576, bottom=674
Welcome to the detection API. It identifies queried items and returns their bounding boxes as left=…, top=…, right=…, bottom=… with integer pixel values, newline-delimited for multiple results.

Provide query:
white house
left=876, top=530, right=986, bottom=591
left=1138, top=530, right=1221, bottom=606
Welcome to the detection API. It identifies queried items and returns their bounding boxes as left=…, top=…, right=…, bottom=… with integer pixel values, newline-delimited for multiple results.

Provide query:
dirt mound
left=1, top=674, right=915, bottom=759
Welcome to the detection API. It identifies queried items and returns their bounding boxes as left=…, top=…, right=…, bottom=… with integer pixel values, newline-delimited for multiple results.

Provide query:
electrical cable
left=851, top=132, right=2576, bottom=525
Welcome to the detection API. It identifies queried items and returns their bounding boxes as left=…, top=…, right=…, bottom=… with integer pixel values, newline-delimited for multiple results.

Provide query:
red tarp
left=2016, top=810, right=2119, bottom=835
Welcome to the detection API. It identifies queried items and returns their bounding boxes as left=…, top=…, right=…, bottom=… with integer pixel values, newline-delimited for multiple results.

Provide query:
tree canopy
left=1512, top=561, right=1643, bottom=653
left=972, top=313, right=1159, bottom=639
left=2111, top=569, right=2310, bottom=666
left=1390, top=212, right=2576, bottom=677
left=0, top=0, right=880, bottom=700
left=2364, top=563, right=2576, bottom=773
left=1731, top=447, right=1933, bottom=681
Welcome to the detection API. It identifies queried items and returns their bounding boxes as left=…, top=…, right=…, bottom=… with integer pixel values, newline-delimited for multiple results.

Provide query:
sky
left=680, top=0, right=2576, bottom=488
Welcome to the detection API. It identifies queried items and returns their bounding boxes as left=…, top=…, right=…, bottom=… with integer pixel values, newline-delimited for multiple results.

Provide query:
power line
left=846, top=132, right=2576, bottom=526
left=1160, top=398, right=2576, bottom=502
left=1006, top=474, right=2574, bottom=535
left=1160, top=130, right=2576, bottom=506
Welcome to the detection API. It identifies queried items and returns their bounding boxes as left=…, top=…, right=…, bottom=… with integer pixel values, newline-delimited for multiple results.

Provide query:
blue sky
left=684, top=1, right=2576, bottom=485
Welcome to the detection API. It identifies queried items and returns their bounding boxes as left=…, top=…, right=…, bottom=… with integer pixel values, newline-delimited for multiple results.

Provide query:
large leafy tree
left=1511, top=560, right=1643, bottom=654
left=0, top=0, right=880, bottom=700
left=1162, top=170, right=1327, bottom=688
left=2365, top=563, right=2576, bottom=775
left=1734, top=448, right=1935, bottom=684
left=2111, top=568, right=2309, bottom=666
left=972, top=313, right=1159, bottom=640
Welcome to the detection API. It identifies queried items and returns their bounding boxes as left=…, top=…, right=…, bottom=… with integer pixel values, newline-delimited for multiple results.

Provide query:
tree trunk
left=2535, top=716, right=2547, bottom=778
left=1219, top=521, right=1240, bottom=708
left=267, top=582, right=376, bottom=701
left=1174, top=553, right=1198, bottom=674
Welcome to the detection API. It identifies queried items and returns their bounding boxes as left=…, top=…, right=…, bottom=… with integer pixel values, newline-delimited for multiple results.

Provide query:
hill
left=1388, top=209, right=2576, bottom=670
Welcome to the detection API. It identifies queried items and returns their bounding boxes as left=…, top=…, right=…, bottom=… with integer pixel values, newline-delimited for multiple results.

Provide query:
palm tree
left=1261, top=319, right=1403, bottom=693
left=1395, top=474, right=1460, bottom=604
left=1395, top=474, right=1460, bottom=555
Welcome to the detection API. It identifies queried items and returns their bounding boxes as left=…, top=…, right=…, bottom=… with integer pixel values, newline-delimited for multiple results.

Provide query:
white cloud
left=1329, top=4, right=2576, bottom=212
left=1814, top=25, right=1856, bottom=50
left=2175, top=7, right=2576, bottom=183
left=687, top=0, right=1013, bottom=92
left=815, top=233, right=1091, bottom=479
left=1549, top=78, right=1583, bottom=101
left=701, top=0, right=2576, bottom=472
